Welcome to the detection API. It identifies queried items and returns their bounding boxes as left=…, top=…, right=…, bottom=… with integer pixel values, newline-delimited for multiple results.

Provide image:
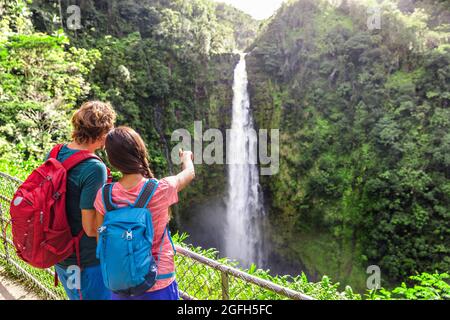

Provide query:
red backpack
left=9, top=144, right=112, bottom=269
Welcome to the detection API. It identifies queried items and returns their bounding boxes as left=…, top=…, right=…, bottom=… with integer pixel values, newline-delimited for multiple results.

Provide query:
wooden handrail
left=175, top=246, right=314, bottom=300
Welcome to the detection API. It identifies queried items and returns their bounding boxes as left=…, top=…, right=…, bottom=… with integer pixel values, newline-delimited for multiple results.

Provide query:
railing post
left=0, top=203, right=9, bottom=262
left=221, top=271, right=230, bottom=300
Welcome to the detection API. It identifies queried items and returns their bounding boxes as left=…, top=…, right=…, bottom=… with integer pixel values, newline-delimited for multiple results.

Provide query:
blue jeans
left=111, top=280, right=180, bottom=300
left=55, top=264, right=112, bottom=300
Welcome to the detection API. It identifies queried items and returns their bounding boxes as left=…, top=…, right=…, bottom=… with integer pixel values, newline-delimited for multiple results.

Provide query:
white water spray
left=225, top=53, right=266, bottom=268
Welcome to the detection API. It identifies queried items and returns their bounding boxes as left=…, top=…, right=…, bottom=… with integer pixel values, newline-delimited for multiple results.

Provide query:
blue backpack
left=96, top=179, right=175, bottom=296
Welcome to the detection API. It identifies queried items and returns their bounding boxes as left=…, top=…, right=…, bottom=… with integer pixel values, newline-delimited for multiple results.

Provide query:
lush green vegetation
left=0, top=2, right=99, bottom=163
left=0, top=0, right=448, bottom=299
left=247, top=0, right=450, bottom=290
left=26, top=0, right=253, bottom=210
left=214, top=2, right=262, bottom=50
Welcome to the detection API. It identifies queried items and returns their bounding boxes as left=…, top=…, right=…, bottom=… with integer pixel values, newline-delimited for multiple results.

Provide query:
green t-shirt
left=49, top=145, right=107, bottom=268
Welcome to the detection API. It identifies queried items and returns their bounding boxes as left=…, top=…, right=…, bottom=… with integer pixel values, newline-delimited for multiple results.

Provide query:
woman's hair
left=105, top=126, right=154, bottom=178
left=71, top=101, right=116, bottom=144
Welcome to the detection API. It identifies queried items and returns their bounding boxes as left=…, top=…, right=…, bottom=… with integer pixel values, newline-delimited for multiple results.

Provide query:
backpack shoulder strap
left=155, top=226, right=176, bottom=280
left=134, top=179, right=159, bottom=208
left=49, top=144, right=64, bottom=159
left=102, top=183, right=117, bottom=212
left=62, top=150, right=102, bottom=171
left=61, top=150, right=112, bottom=182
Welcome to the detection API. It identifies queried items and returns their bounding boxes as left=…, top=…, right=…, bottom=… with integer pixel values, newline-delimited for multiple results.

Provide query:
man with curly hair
left=51, top=101, right=116, bottom=300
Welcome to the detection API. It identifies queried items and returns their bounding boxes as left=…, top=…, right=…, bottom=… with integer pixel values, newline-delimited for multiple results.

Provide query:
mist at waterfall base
left=173, top=55, right=313, bottom=281
left=175, top=198, right=312, bottom=279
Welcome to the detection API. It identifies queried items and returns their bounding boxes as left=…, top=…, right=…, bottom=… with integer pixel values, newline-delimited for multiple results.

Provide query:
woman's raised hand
left=179, top=149, right=194, bottom=164
left=176, top=149, right=195, bottom=191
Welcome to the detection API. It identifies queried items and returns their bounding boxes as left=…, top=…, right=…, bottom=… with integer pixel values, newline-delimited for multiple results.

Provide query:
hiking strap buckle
left=125, top=231, right=133, bottom=240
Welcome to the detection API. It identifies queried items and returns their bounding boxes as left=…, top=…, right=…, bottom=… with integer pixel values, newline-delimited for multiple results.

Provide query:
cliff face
left=246, top=0, right=450, bottom=287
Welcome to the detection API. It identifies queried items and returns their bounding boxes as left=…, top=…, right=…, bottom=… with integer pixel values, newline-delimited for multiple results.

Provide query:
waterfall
left=225, top=53, right=266, bottom=268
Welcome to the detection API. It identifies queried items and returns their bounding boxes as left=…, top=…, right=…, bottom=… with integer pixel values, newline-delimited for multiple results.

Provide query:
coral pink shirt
left=94, top=177, right=178, bottom=292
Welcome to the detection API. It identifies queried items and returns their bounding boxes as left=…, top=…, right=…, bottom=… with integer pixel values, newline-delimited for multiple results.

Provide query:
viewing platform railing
left=0, top=172, right=313, bottom=300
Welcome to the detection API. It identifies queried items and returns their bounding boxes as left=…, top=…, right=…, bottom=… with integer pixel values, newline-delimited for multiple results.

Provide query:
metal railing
left=0, top=172, right=313, bottom=300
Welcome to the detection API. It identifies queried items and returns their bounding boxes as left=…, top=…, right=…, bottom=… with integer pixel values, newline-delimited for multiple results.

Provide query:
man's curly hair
left=71, top=101, right=116, bottom=144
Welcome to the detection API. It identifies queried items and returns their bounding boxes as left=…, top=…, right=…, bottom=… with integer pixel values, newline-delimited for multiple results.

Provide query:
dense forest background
left=0, top=0, right=449, bottom=293
left=247, top=0, right=450, bottom=289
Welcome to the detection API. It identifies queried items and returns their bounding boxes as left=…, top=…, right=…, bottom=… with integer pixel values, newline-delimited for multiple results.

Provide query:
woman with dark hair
left=93, top=126, right=195, bottom=300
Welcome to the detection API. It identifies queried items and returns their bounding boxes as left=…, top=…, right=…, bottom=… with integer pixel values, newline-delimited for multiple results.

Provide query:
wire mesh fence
left=0, top=172, right=66, bottom=300
left=0, top=171, right=313, bottom=300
